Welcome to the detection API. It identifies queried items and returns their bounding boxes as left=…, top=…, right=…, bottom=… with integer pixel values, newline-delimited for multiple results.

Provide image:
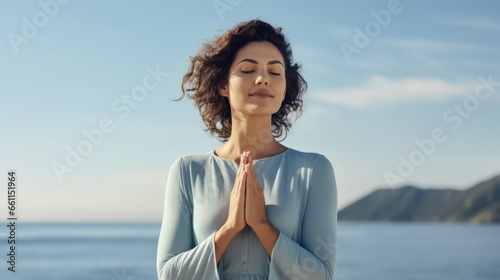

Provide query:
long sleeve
left=268, top=154, right=338, bottom=279
left=156, top=157, right=220, bottom=280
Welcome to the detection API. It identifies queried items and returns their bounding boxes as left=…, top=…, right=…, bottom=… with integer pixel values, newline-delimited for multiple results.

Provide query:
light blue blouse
left=157, top=148, right=338, bottom=280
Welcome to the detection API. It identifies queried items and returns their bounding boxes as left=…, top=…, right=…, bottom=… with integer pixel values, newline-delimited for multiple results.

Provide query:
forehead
left=233, top=41, right=284, bottom=63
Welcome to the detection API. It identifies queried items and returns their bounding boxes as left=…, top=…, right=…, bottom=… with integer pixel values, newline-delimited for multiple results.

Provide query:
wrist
left=249, top=221, right=279, bottom=257
left=215, top=223, right=241, bottom=263
left=220, top=222, right=241, bottom=237
left=251, top=220, right=274, bottom=235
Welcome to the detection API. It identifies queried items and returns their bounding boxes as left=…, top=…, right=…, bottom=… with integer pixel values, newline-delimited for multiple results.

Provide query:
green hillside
left=338, top=174, right=500, bottom=223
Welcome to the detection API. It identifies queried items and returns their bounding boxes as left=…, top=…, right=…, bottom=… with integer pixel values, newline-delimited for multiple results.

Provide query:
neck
left=218, top=114, right=285, bottom=161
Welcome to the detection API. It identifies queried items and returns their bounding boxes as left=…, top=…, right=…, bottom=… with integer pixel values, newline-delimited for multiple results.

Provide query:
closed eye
left=241, top=70, right=281, bottom=76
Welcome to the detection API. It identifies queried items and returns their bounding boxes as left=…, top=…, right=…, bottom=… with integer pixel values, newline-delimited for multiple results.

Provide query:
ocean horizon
left=0, top=221, right=498, bottom=279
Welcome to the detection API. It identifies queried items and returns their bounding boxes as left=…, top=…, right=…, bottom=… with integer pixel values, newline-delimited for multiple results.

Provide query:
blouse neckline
left=210, top=148, right=291, bottom=167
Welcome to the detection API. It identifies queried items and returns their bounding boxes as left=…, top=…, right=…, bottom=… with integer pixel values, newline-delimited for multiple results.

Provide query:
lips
left=249, top=90, right=273, bottom=98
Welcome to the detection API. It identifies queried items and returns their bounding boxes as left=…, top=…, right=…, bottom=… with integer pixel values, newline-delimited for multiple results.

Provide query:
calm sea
left=0, top=222, right=498, bottom=280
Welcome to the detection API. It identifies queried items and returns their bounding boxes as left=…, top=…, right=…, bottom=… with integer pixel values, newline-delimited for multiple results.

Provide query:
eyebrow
left=237, top=58, right=284, bottom=67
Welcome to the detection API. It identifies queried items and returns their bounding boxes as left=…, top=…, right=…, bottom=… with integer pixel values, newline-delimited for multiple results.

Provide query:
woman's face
left=220, top=41, right=286, bottom=118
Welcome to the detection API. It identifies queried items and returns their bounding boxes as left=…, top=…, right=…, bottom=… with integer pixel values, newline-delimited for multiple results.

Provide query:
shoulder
left=287, top=148, right=333, bottom=170
left=169, top=151, right=213, bottom=171
left=288, top=149, right=336, bottom=194
left=166, top=152, right=213, bottom=188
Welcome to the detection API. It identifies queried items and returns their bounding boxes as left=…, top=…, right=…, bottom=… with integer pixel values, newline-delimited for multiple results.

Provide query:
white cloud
left=315, top=75, right=473, bottom=109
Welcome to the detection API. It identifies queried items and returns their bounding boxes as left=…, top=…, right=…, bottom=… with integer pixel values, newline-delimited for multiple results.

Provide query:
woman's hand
left=244, top=151, right=270, bottom=229
left=244, top=151, right=278, bottom=257
left=217, top=151, right=278, bottom=260
left=222, top=152, right=248, bottom=233
left=215, top=153, right=248, bottom=263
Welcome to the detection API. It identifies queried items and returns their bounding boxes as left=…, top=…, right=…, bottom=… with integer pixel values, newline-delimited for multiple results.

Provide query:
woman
left=157, top=19, right=338, bottom=280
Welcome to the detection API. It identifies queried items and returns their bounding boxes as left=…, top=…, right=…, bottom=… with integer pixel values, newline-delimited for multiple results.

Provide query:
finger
left=238, top=153, right=244, bottom=172
left=243, top=152, right=253, bottom=172
left=245, top=163, right=251, bottom=178
left=245, top=163, right=255, bottom=191
left=237, top=153, right=247, bottom=180
left=243, top=165, right=251, bottom=195
left=244, top=164, right=249, bottom=191
left=239, top=170, right=247, bottom=196
left=234, top=155, right=246, bottom=192
left=238, top=162, right=247, bottom=190
left=246, top=162, right=256, bottom=183
left=247, top=157, right=255, bottom=175
left=247, top=151, right=253, bottom=164
left=242, top=152, right=247, bottom=166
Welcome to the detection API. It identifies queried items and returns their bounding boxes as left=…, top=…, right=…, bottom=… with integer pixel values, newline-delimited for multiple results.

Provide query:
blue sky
left=1, top=0, right=499, bottom=221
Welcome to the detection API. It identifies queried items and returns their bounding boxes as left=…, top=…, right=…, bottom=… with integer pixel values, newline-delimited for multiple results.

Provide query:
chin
left=245, top=106, right=280, bottom=115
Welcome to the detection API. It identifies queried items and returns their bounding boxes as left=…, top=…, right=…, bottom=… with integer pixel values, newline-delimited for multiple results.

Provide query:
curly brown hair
left=178, top=19, right=307, bottom=142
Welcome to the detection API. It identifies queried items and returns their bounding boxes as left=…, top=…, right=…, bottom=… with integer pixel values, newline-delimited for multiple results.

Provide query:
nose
left=255, top=71, right=269, bottom=86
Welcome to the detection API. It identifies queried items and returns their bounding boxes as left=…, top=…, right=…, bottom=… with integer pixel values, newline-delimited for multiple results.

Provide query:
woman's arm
left=156, top=158, right=221, bottom=280
left=268, top=154, right=338, bottom=279
left=251, top=221, right=279, bottom=256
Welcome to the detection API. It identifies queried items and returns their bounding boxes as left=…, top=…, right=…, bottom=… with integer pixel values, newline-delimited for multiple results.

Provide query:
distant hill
left=338, top=174, right=500, bottom=223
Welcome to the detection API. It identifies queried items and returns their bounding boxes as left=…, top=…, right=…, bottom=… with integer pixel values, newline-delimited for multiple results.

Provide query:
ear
left=219, top=83, right=229, bottom=97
